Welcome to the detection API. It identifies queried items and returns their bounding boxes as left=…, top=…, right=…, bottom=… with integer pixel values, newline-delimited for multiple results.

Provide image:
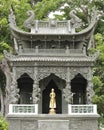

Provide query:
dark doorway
left=71, top=74, right=87, bottom=104
left=17, top=73, right=34, bottom=104
left=42, top=80, right=62, bottom=114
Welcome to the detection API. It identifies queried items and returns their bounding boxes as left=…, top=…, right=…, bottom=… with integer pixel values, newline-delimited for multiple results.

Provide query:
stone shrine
left=6, top=9, right=99, bottom=130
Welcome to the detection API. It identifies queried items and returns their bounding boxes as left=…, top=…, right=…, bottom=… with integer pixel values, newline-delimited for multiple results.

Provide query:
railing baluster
left=9, top=104, right=38, bottom=114
left=68, top=104, right=97, bottom=115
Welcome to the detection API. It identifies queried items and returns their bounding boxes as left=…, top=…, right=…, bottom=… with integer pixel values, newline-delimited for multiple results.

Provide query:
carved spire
left=8, top=8, right=16, bottom=25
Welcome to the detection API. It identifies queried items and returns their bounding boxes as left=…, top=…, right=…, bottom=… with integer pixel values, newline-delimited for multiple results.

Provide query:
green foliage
left=0, top=115, right=8, bottom=130
left=34, top=0, right=64, bottom=19
left=14, top=0, right=32, bottom=28
left=92, top=33, right=104, bottom=117
left=0, top=41, right=11, bottom=61
left=0, top=42, right=11, bottom=53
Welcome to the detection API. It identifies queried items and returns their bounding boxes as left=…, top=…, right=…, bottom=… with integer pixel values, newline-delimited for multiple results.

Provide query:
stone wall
left=7, top=114, right=99, bottom=130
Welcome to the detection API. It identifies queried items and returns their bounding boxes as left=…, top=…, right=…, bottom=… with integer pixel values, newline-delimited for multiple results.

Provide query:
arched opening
left=42, top=79, right=62, bottom=114
left=71, top=74, right=87, bottom=104
left=17, top=73, right=34, bottom=104
left=39, top=73, right=66, bottom=114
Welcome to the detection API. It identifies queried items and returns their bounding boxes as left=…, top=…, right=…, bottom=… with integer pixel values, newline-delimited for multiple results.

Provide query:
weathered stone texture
left=7, top=114, right=99, bottom=130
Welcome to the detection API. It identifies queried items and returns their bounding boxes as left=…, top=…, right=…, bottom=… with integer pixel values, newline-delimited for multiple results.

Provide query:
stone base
left=49, top=108, right=56, bottom=114
left=7, top=114, right=99, bottom=130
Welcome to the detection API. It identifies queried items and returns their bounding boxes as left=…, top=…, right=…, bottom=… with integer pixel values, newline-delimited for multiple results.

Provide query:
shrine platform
left=7, top=104, right=99, bottom=130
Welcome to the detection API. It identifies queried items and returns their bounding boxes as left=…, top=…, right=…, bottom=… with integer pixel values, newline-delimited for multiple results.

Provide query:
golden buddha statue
left=49, top=88, right=56, bottom=114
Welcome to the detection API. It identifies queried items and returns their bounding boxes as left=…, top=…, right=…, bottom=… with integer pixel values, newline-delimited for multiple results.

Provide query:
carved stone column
left=86, top=79, right=95, bottom=104
left=63, top=67, right=73, bottom=104
left=86, top=68, right=95, bottom=104
left=32, top=66, right=40, bottom=104
left=10, top=67, right=20, bottom=104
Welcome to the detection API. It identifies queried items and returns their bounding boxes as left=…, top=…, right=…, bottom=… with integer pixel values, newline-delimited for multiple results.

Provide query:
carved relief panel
left=15, top=67, right=34, bottom=80
left=21, top=121, right=38, bottom=130
left=70, top=67, right=89, bottom=80
left=38, top=67, right=67, bottom=81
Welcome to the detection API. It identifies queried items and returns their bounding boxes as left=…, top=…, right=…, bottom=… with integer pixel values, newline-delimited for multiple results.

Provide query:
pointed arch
left=17, top=73, right=34, bottom=104
left=71, top=73, right=87, bottom=104
left=39, top=73, right=66, bottom=114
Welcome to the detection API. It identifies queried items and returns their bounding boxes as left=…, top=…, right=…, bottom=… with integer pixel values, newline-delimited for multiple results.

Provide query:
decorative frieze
left=70, top=67, right=89, bottom=80
left=38, top=67, right=67, bottom=81
left=10, top=80, right=20, bottom=104
left=16, top=67, right=34, bottom=80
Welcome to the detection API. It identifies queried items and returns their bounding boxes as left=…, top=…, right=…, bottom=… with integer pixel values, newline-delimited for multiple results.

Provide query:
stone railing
left=19, top=48, right=84, bottom=56
left=68, top=104, right=97, bottom=115
left=9, top=104, right=38, bottom=114
left=37, top=21, right=67, bottom=28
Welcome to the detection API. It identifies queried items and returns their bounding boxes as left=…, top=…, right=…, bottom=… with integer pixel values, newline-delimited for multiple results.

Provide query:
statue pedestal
left=49, top=108, right=56, bottom=114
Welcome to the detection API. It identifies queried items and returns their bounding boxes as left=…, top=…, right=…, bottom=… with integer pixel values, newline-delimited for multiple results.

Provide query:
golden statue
left=49, top=88, right=56, bottom=114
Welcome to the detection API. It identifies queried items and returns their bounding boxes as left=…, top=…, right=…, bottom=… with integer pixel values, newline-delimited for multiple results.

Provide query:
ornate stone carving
left=3, top=50, right=15, bottom=60
left=63, top=67, right=73, bottom=103
left=63, top=82, right=73, bottom=103
left=70, top=10, right=82, bottom=31
left=16, top=67, right=34, bottom=80
left=86, top=80, right=95, bottom=104
left=38, top=67, right=67, bottom=81
left=70, top=67, right=88, bottom=80
left=23, top=10, right=35, bottom=29
left=8, top=8, right=16, bottom=25
left=10, top=80, right=20, bottom=104
left=32, top=66, right=41, bottom=103
left=86, top=68, right=95, bottom=104
left=32, top=83, right=41, bottom=104
left=49, top=19, right=57, bottom=27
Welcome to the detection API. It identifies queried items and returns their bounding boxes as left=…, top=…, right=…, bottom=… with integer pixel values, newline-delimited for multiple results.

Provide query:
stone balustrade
left=9, top=104, right=38, bottom=115
left=68, top=104, right=97, bottom=115
left=9, top=104, right=97, bottom=115
left=19, top=48, right=84, bottom=56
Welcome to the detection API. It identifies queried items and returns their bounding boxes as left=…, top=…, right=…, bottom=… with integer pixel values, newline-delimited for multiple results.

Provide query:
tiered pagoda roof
left=5, top=9, right=99, bottom=64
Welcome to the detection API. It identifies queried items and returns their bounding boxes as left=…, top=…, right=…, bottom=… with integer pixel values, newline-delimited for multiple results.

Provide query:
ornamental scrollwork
left=38, top=67, right=67, bottom=81
left=86, top=81, right=95, bottom=104
left=70, top=67, right=88, bottom=80
left=23, top=10, right=35, bottom=29
left=3, top=50, right=15, bottom=60
left=32, top=83, right=41, bottom=104
left=16, top=67, right=34, bottom=80
left=70, top=10, right=82, bottom=31
left=10, top=80, right=20, bottom=104
left=63, top=82, right=74, bottom=103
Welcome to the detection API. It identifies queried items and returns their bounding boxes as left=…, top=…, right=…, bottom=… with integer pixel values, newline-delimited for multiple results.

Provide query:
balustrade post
left=93, top=105, right=97, bottom=114
left=65, top=46, right=70, bottom=55
left=35, top=46, right=39, bottom=54
left=19, top=44, right=23, bottom=54
left=9, top=104, right=13, bottom=114
left=35, top=20, right=38, bottom=33
left=68, top=104, right=72, bottom=114
left=67, top=20, right=71, bottom=33
left=83, top=46, right=86, bottom=55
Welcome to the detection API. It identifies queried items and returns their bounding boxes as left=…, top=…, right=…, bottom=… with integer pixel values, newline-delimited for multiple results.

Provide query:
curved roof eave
left=9, top=21, right=96, bottom=41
